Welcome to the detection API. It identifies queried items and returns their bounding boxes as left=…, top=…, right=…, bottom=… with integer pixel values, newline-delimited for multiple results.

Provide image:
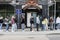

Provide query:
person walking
left=36, top=15, right=40, bottom=31
left=0, top=16, right=3, bottom=31
left=4, top=16, right=9, bottom=32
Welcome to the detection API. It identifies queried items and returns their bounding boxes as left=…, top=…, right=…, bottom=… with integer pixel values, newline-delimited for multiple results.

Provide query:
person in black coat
left=30, top=16, right=34, bottom=32
left=21, top=16, right=25, bottom=32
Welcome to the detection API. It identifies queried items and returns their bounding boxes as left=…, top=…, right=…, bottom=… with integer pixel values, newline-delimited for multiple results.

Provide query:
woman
left=11, top=16, right=17, bottom=32
left=42, top=17, right=48, bottom=31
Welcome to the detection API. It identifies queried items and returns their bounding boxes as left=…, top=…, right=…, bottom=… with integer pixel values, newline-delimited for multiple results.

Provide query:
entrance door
left=32, top=12, right=37, bottom=27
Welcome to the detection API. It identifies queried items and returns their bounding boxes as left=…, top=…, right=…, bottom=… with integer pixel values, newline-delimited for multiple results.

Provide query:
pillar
left=16, top=5, right=22, bottom=29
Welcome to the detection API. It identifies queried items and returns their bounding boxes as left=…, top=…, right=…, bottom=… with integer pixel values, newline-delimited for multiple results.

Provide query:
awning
left=22, top=4, right=42, bottom=10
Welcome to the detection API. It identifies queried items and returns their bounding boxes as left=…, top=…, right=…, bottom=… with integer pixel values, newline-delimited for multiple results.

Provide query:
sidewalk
left=0, top=29, right=60, bottom=35
left=0, top=29, right=60, bottom=40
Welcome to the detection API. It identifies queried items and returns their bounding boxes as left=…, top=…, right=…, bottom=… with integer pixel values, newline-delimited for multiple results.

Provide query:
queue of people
left=0, top=16, right=17, bottom=32
left=0, top=15, right=59, bottom=32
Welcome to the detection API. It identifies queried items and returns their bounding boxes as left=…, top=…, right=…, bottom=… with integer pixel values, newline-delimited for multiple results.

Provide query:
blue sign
left=16, top=9, right=22, bottom=14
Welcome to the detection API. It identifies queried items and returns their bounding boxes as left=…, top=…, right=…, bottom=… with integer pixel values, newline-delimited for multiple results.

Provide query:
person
left=4, top=16, right=9, bottom=32
left=11, top=16, right=17, bottom=32
left=45, top=17, right=48, bottom=30
left=49, top=16, right=54, bottom=30
left=36, top=15, right=40, bottom=31
left=56, top=16, right=60, bottom=30
left=30, top=16, right=34, bottom=32
left=0, top=16, right=3, bottom=31
left=42, top=17, right=48, bottom=31
left=21, top=16, right=25, bottom=32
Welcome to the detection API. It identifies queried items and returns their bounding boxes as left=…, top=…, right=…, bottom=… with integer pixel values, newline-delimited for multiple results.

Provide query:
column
left=16, top=5, right=22, bottom=29
left=42, top=0, right=49, bottom=18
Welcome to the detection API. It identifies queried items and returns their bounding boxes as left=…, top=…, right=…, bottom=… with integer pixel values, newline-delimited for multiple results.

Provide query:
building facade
left=0, top=0, right=59, bottom=28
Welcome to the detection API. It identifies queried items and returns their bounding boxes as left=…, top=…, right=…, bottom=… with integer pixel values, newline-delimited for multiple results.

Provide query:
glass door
left=31, top=12, right=37, bottom=27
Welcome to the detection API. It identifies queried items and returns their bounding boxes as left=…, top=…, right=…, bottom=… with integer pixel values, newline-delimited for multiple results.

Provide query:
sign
left=16, top=9, right=22, bottom=14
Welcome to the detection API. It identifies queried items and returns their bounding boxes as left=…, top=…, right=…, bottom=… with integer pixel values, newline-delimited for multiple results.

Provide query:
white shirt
left=36, top=17, right=40, bottom=24
left=56, top=17, right=60, bottom=24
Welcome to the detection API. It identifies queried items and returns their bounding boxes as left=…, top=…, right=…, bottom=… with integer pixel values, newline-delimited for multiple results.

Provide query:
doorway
left=27, top=12, right=37, bottom=27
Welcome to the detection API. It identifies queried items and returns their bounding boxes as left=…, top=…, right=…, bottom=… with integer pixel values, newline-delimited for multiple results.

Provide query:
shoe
left=0, top=30, right=3, bottom=32
left=6, top=31, right=9, bottom=32
left=11, top=31, right=14, bottom=32
left=22, top=30, right=24, bottom=32
left=32, top=31, right=34, bottom=32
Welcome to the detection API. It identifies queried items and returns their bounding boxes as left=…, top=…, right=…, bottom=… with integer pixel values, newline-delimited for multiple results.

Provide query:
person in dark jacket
left=21, top=16, right=25, bottom=32
left=30, top=16, right=34, bottom=32
left=0, top=16, right=3, bottom=31
left=4, top=17, right=9, bottom=32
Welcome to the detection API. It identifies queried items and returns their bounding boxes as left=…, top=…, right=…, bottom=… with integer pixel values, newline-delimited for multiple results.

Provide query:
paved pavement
left=0, top=29, right=60, bottom=40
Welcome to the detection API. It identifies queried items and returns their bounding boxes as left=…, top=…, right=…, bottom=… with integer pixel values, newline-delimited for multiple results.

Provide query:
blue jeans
left=11, top=23, right=17, bottom=32
left=6, top=24, right=9, bottom=31
left=42, top=24, right=46, bottom=31
left=56, top=23, right=60, bottom=29
left=0, top=23, right=2, bottom=30
left=21, top=23, right=25, bottom=30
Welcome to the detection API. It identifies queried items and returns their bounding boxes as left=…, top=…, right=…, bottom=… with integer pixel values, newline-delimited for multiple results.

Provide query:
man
left=56, top=16, right=60, bottom=30
left=36, top=15, right=40, bottom=31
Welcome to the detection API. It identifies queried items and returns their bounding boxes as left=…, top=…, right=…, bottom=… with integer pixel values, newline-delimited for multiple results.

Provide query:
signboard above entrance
left=22, top=5, right=42, bottom=9
left=16, top=9, right=22, bottom=14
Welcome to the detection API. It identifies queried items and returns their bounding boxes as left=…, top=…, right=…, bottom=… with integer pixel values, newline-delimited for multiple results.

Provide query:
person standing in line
left=21, top=16, right=25, bottom=32
left=0, top=16, right=3, bottom=31
left=30, top=16, right=34, bottom=32
left=56, top=16, right=60, bottom=30
left=45, top=17, right=48, bottom=30
left=4, top=16, right=9, bottom=32
left=11, top=16, right=17, bottom=32
left=42, top=17, right=48, bottom=31
left=49, top=16, right=54, bottom=30
left=36, top=15, right=40, bottom=31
